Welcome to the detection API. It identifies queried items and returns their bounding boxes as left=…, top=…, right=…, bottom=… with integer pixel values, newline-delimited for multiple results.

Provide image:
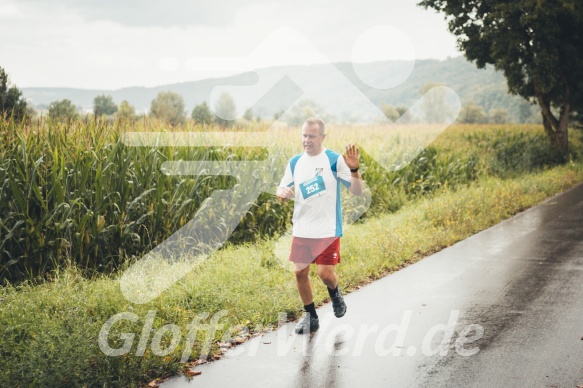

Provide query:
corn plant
left=0, top=117, right=573, bottom=282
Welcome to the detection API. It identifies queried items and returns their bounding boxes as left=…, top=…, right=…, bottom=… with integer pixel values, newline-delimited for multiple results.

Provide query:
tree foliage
left=191, top=101, right=213, bottom=125
left=489, top=108, right=510, bottom=124
left=273, top=109, right=285, bottom=121
left=150, top=91, right=185, bottom=125
left=419, top=82, right=454, bottom=124
left=283, top=99, right=331, bottom=126
left=243, top=107, right=253, bottom=122
left=381, top=104, right=400, bottom=122
left=93, top=95, right=118, bottom=116
left=459, top=102, right=487, bottom=124
left=117, top=100, right=136, bottom=121
left=418, top=0, right=583, bottom=152
left=213, top=92, right=237, bottom=127
left=48, top=99, right=78, bottom=120
left=0, top=67, right=28, bottom=121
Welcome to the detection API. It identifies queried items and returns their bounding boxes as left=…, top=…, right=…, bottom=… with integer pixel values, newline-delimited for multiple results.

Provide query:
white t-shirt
left=279, top=148, right=352, bottom=238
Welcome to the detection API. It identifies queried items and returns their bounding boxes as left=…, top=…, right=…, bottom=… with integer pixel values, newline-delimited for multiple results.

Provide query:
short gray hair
left=303, top=118, right=325, bottom=135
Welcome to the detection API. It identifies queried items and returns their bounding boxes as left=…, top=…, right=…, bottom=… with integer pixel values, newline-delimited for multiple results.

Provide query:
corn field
left=0, top=116, right=572, bottom=282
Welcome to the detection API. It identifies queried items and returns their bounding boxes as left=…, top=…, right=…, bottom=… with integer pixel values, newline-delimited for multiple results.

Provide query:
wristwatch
left=350, top=166, right=359, bottom=173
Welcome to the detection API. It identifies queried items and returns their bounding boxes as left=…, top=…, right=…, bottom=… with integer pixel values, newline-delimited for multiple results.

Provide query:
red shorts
left=289, top=237, right=341, bottom=265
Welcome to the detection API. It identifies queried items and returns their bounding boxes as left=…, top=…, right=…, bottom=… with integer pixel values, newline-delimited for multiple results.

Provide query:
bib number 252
left=300, top=175, right=326, bottom=200
left=306, top=183, right=319, bottom=194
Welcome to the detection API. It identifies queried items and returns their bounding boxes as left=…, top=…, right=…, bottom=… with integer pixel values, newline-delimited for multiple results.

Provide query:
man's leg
left=317, top=264, right=347, bottom=318
left=294, top=262, right=313, bottom=305
left=316, top=264, right=338, bottom=289
left=294, top=262, right=319, bottom=333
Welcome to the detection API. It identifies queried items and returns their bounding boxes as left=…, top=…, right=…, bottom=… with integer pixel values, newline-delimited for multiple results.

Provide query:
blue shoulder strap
left=290, top=154, right=302, bottom=177
left=290, top=150, right=339, bottom=179
left=325, top=149, right=339, bottom=179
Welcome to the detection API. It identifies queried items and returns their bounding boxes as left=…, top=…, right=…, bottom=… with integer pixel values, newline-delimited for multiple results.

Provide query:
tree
left=0, top=66, right=27, bottom=121
left=489, top=108, right=510, bottom=124
left=93, top=95, right=118, bottom=116
left=458, top=102, right=487, bottom=124
left=150, top=91, right=185, bottom=125
left=418, top=0, right=583, bottom=153
left=284, top=99, right=331, bottom=126
left=381, top=104, right=400, bottom=122
left=26, top=106, right=37, bottom=119
left=572, top=101, right=583, bottom=129
left=243, top=107, right=253, bottom=121
left=117, top=100, right=136, bottom=121
left=518, top=101, right=535, bottom=124
left=273, top=109, right=285, bottom=121
left=214, top=92, right=237, bottom=127
left=191, top=102, right=213, bottom=125
left=396, top=106, right=409, bottom=118
left=419, top=82, right=453, bottom=123
left=395, top=105, right=415, bottom=123
left=48, top=99, right=78, bottom=120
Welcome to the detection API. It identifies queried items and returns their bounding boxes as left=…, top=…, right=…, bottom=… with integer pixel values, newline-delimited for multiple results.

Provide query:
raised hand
left=343, top=143, right=360, bottom=170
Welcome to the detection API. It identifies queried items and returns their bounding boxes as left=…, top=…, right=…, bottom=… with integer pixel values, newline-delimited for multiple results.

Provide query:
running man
left=277, top=118, right=363, bottom=334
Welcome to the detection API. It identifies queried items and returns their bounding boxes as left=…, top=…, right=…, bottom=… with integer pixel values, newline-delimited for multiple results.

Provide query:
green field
left=1, top=118, right=582, bottom=386
left=0, top=118, right=574, bottom=282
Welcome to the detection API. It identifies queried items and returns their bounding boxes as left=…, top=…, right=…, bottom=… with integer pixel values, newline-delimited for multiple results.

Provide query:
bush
left=491, top=132, right=566, bottom=177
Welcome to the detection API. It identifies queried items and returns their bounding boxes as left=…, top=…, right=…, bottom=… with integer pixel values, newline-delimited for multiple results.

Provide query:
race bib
left=299, top=175, right=326, bottom=200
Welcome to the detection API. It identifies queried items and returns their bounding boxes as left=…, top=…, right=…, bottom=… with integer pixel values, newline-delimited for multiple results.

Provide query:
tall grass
left=0, top=118, right=577, bottom=282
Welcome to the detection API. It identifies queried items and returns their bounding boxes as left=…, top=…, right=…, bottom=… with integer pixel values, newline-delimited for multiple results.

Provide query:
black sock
left=304, top=302, right=318, bottom=318
left=328, top=286, right=340, bottom=298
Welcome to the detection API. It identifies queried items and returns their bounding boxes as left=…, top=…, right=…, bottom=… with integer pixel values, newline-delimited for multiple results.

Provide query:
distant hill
left=22, top=56, right=539, bottom=123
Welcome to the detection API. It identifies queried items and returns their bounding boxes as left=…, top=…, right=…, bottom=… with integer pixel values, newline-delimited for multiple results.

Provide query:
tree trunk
left=535, top=91, right=570, bottom=154
left=542, top=113, right=555, bottom=143
left=557, top=100, right=570, bottom=153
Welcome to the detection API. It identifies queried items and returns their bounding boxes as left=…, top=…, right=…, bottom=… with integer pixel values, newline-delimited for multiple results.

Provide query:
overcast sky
left=0, top=0, right=461, bottom=90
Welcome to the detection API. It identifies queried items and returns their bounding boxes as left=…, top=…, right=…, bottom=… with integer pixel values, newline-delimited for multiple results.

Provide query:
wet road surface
left=162, top=183, right=583, bottom=387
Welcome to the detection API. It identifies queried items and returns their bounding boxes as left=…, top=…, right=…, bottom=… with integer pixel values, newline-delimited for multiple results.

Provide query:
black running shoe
left=294, top=313, right=319, bottom=334
left=331, top=291, right=347, bottom=318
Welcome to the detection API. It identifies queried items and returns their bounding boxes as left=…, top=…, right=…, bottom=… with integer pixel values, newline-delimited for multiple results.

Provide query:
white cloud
left=0, top=0, right=461, bottom=89
left=0, top=3, right=24, bottom=17
left=11, top=0, right=258, bottom=27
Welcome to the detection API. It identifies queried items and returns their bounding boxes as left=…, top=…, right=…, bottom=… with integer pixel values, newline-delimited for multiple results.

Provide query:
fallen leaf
left=147, top=380, right=159, bottom=388
left=186, top=370, right=202, bottom=377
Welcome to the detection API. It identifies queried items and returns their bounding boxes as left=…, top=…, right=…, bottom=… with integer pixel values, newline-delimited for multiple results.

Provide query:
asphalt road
left=162, top=183, right=583, bottom=388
